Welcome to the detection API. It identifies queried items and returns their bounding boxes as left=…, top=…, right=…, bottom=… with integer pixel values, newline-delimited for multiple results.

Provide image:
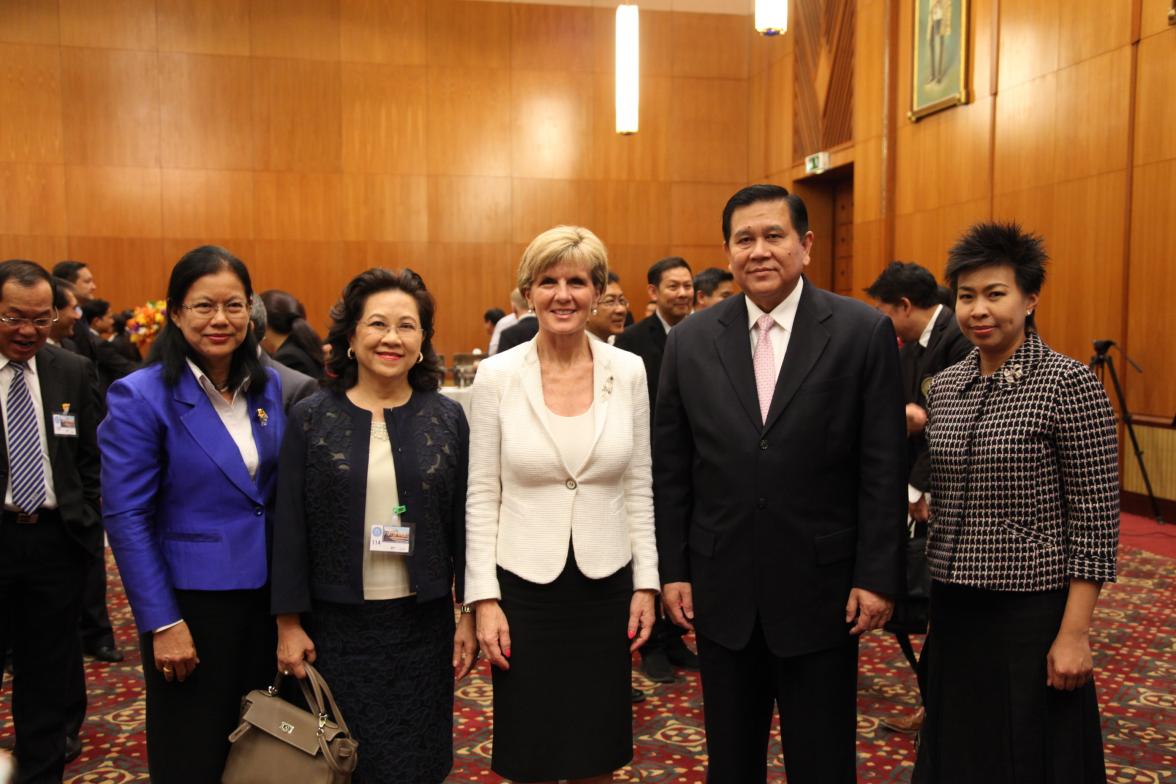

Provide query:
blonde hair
left=517, top=226, right=609, bottom=296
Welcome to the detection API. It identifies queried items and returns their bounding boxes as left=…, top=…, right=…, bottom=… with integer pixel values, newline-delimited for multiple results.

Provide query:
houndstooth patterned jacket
left=925, top=332, right=1119, bottom=591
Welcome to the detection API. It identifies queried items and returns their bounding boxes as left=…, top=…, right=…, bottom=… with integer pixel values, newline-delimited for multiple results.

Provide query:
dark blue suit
left=99, top=363, right=285, bottom=783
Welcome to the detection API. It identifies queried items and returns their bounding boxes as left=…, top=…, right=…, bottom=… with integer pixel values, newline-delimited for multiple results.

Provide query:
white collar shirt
left=918, top=304, right=943, bottom=348
left=185, top=358, right=259, bottom=480
left=656, top=310, right=673, bottom=335
left=745, top=277, right=804, bottom=385
left=0, top=354, right=57, bottom=509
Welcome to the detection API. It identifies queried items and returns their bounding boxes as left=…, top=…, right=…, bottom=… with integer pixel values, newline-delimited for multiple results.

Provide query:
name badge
left=370, top=523, right=414, bottom=555
left=52, top=412, right=78, bottom=437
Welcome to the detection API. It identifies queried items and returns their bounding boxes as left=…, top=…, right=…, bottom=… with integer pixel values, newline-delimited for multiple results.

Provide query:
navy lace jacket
left=271, top=388, right=469, bottom=614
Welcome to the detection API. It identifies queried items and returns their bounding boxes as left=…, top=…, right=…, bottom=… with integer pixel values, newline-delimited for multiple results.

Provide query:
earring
left=346, top=347, right=355, bottom=359
left=591, top=307, right=598, bottom=316
left=1027, top=310, right=1033, bottom=316
left=416, top=353, right=423, bottom=365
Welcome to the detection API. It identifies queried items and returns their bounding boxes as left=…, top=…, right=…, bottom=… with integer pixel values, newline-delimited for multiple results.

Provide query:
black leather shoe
left=640, top=649, right=676, bottom=683
left=665, top=638, right=700, bottom=669
left=64, top=735, right=82, bottom=763
left=631, top=687, right=646, bottom=704
left=85, top=644, right=124, bottom=663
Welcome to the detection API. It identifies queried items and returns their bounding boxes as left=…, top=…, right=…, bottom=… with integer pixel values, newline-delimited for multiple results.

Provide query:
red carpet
left=1120, top=511, right=1176, bottom=559
left=2, top=539, right=1173, bottom=783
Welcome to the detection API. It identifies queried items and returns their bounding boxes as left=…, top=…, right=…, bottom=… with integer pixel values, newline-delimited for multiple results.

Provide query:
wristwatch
left=460, top=604, right=474, bottom=615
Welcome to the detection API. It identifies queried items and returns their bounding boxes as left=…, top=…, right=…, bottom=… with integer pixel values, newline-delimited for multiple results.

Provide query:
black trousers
left=0, top=512, right=87, bottom=784
left=66, top=548, right=111, bottom=739
left=140, top=588, right=274, bottom=784
left=696, top=621, right=859, bottom=784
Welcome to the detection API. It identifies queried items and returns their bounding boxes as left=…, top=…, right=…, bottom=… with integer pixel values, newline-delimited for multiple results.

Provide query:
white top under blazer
left=464, top=336, right=659, bottom=603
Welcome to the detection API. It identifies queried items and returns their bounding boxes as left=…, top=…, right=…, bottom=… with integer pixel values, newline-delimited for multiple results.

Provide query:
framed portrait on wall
left=910, top=0, right=970, bottom=120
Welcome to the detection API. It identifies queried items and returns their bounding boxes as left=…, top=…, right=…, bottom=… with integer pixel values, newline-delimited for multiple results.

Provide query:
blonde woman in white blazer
left=465, top=226, right=658, bottom=784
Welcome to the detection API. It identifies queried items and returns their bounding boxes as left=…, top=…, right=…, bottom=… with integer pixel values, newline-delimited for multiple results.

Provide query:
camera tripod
left=1090, top=340, right=1165, bottom=524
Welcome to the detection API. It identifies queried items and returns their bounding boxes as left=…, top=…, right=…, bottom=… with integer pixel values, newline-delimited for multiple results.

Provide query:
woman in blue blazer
left=99, top=246, right=286, bottom=783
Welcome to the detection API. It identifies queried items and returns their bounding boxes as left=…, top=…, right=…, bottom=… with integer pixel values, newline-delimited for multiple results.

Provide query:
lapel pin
left=257, top=408, right=268, bottom=427
left=62, top=403, right=70, bottom=414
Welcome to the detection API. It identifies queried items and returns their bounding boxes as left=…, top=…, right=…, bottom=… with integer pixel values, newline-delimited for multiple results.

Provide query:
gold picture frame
left=910, top=0, right=970, bottom=121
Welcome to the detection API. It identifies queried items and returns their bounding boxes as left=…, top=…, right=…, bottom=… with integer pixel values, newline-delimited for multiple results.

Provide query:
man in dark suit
left=614, top=256, right=693, bottom=420
left=0, top=260, right=103, bottom=783
left=614, top=256, right=698, bottom=683
left=865, top=260, right=972, bottom=732
left=654, top=185, right=907, bottom=782
left=250, top=297, right=317, bottom=412
left=51, top=261, right=136, bottom=394
left=495, top=310, right=538, bottom=353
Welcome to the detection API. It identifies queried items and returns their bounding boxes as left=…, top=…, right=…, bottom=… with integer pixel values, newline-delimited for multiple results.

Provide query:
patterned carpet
left=1, top=543, right=1173, bottom=783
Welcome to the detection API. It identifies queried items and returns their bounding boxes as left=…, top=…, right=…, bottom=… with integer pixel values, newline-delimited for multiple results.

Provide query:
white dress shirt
left=745, top=277, right=804, bottom=385
left=186, top=359, right=259, bottom=480
left=0, top=355, right=57, bottom=509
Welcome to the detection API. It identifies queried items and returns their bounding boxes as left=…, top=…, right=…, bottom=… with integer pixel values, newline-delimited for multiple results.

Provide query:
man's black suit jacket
left=613, top=314, right=667, bottom=420
left=495, top=315, right=539, bottom=353
left=653, top=283, right=907, bottom=658
left=70, top=320, right=136, bottom=393
left=902, top=305, right=973, bottom=493
left=0, top=345, right=103, bottom=556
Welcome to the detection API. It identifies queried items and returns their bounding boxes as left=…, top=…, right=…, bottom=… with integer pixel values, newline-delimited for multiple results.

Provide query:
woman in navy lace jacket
left=271, top=268, right=475, bottom=783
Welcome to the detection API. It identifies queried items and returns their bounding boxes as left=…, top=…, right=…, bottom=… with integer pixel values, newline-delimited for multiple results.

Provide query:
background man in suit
left=865, top=260, right=972, bottom=732
left=488, top=289, right=527, bottom=355
left=692, top=267, right=736, bottom=311
left=654, top=185, right=907, bottom=782
left=0, top=260, right=103, bottom=783
left=616, top=256, right=698, bottom=682
left=48, top=280, right=81, bottom=352
left=250, top=298, right=317, bottom=412
left=51, top=262, right=136, bottom=394
left=495, top=305, right=538, bottom=353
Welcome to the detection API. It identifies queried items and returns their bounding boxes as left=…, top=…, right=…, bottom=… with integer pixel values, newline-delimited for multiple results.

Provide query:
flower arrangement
left=126, top=300, right=167, bottom=345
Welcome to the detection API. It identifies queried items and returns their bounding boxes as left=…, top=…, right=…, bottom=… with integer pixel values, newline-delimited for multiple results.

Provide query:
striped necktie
left=7, top=362, right=46, bottom=513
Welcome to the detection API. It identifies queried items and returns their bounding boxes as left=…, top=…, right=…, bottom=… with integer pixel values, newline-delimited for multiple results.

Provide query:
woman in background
left=465, top=226, right=658, bottom=783
left=273, top=268, right=475, bottom=783
left=100, top=246, right=284, bottom=783
left=260, top=289, right=325, bottom=378
left=914, top=222, right=1119, bottom=784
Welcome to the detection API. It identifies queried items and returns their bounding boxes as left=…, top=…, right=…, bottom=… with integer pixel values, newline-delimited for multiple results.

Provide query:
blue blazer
left=99, top=363, right=285, bottom=633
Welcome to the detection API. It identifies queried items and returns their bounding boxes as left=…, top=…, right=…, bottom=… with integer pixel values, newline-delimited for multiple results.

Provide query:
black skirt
left=490, top=547, right=633, bottom=782
left=913, top=581, right=1107, bottom=784
left=309, top=596, right=455, bottom=784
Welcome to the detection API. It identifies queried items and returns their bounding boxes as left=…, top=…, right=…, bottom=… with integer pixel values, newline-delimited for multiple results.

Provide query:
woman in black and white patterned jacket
left=913, top=222, right=1118, bottom=784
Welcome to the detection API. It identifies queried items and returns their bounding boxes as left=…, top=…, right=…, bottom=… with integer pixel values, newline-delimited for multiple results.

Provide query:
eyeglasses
left=598, top=296, right=629, bottom=309
left=361, top=320, right=423, bottom=339
left=181, top=300, right=250, bottom=319
left=0, top=310, right=58, bottom=330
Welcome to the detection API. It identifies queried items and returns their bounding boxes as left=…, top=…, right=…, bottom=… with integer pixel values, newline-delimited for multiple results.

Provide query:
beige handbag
left=222, top=662, right=358, bottom=784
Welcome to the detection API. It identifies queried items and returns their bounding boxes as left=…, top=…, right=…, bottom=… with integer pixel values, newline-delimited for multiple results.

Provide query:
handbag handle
left=272, top=664, right=357, bottom=775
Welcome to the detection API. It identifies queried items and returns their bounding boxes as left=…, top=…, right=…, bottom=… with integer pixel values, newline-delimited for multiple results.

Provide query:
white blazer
left=464, top=336, right=659, bottom=603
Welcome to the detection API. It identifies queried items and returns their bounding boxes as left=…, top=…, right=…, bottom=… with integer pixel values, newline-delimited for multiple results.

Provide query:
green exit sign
left=805, top=151, right=830, bottom=175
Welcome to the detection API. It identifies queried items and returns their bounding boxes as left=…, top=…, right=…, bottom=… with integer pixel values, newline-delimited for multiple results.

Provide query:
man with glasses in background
left=586, top=272, right=629, bottom=345
left=0, top=261, right=102, bottom=783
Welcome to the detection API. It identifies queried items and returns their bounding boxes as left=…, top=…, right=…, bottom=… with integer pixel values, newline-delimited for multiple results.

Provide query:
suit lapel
left=582, top=339, right=612, bottom=474
left=175, top=370, right=261, bottom=503
left=714, top=296, right=763, bottom=431
left=762, top=283, right=831, bottom=434
left=35, top=348, right=64, bottom=469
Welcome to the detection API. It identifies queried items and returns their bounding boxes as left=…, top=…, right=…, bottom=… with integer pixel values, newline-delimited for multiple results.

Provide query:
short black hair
left=81, top=298, right=110, bottom=323
left=324, top=268, right=444, bottom=394
left=113, top=309, right=132, bottom=335
left=149, top=245, right=267, bottom=392
left=0, top=260, right=54, bottom=297
left=946, top=222, right=1048, bottom=329
left=693, top=267, right=734, bottom=297
left=51, top=260, right=87, bottom=283
left=647, top=256, right=692, bottom=287
left=865, top=262, right=940, bottom=309
left=260, top=290, right=323, bottom=370
left=607, top=271, right=621, bottom=285
left=483, top=307, right=506, bottom=325
left=722, top=184, right=810, bottom=244
left=51, top=276, right=77, bottom=311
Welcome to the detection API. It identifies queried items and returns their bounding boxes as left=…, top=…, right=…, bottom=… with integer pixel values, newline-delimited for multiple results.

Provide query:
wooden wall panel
left=340, top=174, right=429, bottom=243
left=1133, top=30, right=1176, bottom=168
left=511, top=70, right=593, bottom=180
left=0, top=1, right=60, bottom=46
left=670, top=12, right=749, bottom=79
left=253, top=173, right=343, bottom=241
left=61, top=48, right=161, bottom=168
left=59, top=0, right=156, bottom=51
left=1141, top=0, right=1176, bottom=37
left=997, top=0, right=1060, bottom=89
left=1057, top=0, right=1132, bottom=68
left=588, top=74, right=670, bottom=182
left=593, top=181, right=672, bottom=248
left=0, top=164, right=67, bottom=236
left=0, top=235, right=69, bottom=262
left=668, top=78, right=749, bottom=183
left=426, top=67, right=512, bottom=177
left=157, top=0, right=251, bottom=56
left=427, top=0, right=512, bottom=69
left=992, top=74, right=1057, bottom=196
left=252, top=59, right=342, bottom=173
left=250, top=0, right=341, bottom=62
left=339, top=0, right=428, bottom=65
left=65, top=166, right=162, bottom=238
left=590, top=7, right=674, bottom=77
left=161, top=169, right=255, bottom=240
left=0, top=44, right=63, bottom=164
left=70, top=237, right=167, bottom=311
left=1054, top=49, right=1131, bottom=181
left=510, top=179, right=595, bottom=246
left=159, top=53, right=254, bottom=170
left=670, top=182, right=742, bottom=247
left=427, top=176, right=512, bottom=244
left=511, top=4, right=595, bottom=73
left=341, top=63, right=428, bottom=175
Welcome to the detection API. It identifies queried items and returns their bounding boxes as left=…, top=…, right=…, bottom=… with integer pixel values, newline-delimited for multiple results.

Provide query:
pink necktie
left=753, top=314, right=776, bottom=424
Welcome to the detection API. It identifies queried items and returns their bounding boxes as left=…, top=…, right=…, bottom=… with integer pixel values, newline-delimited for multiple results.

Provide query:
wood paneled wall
left=0, top=0, right=752, bottom=358
left=750, top=0, right=1176, bottom=425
